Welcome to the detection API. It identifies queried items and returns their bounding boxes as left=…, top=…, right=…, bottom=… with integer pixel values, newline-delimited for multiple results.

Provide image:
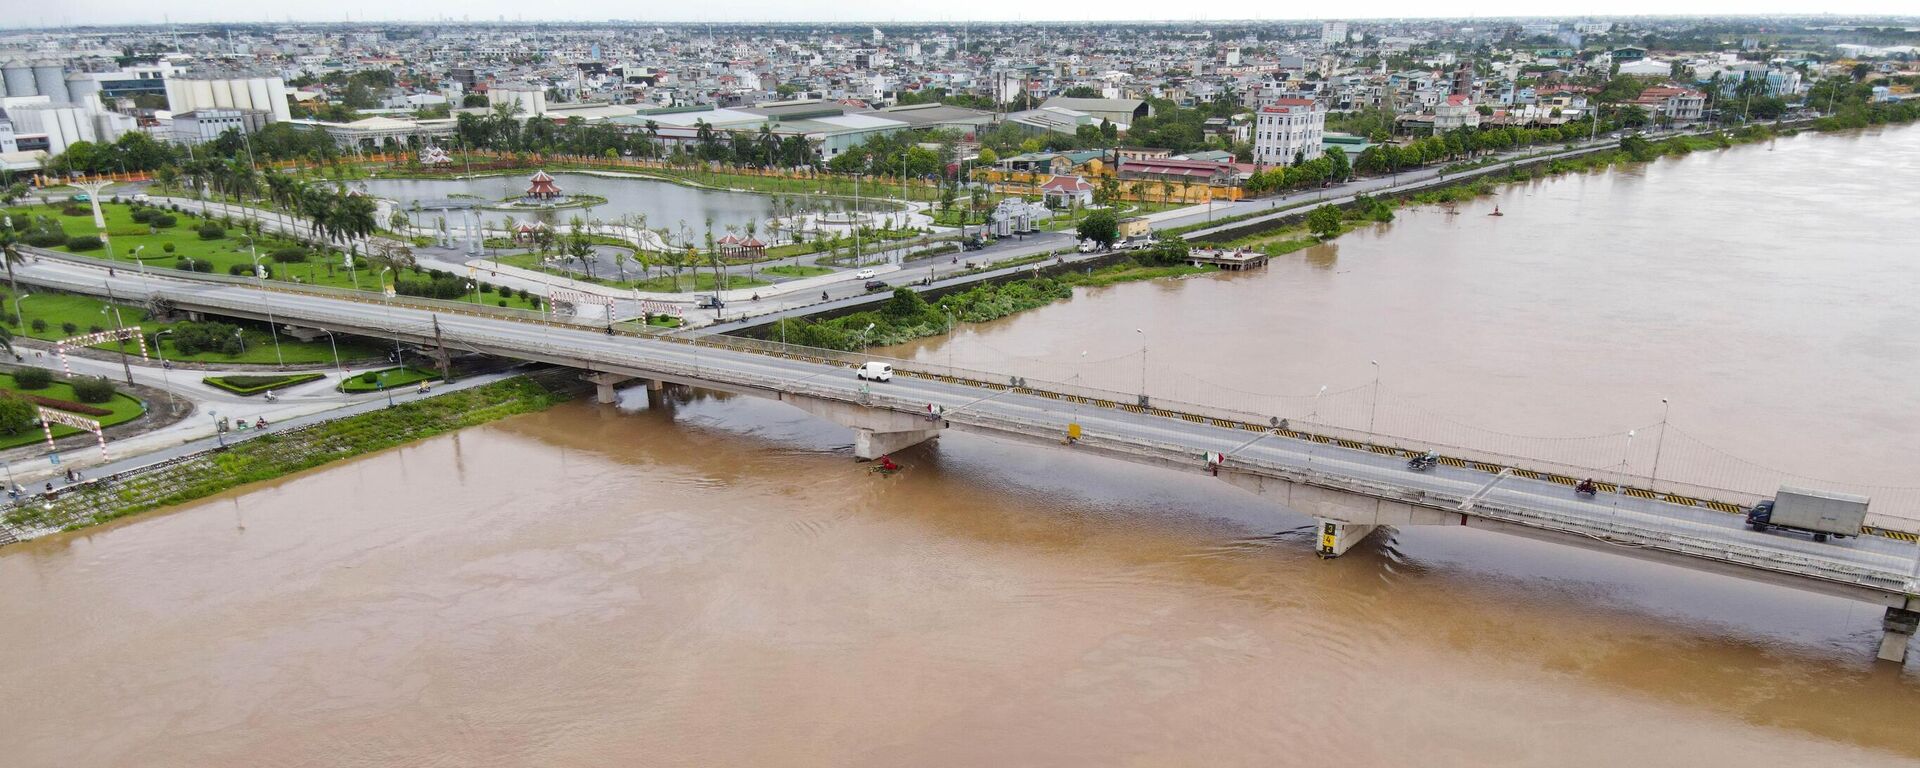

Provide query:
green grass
left=5, top=376, right=570, bottom=533
left=0, top=372, right=146, bottom=450
left=760, top=264, right=833, bottom=278
left=0, top=289, right=386, bottom=365
left=337, top=366, right=440, bottom=393
left=6, top=202, right=542, bottom=313
left=203, top=373, right=326, bottom=396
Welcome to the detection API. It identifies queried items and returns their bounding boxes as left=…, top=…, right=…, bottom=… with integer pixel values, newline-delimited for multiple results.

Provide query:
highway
left=17, top=253, right=1920, bottom=614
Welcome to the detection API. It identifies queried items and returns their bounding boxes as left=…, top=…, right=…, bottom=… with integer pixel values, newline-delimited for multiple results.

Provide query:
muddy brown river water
left=3, top=126, right=1919, bottom=767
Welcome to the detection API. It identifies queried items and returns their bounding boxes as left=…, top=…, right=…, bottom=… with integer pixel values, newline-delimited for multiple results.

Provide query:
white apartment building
left=1253, top=98, right=1325, bottom=166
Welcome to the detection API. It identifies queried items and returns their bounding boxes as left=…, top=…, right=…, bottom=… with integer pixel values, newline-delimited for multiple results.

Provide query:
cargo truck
left=1745, top=486, right=1870, bottom=543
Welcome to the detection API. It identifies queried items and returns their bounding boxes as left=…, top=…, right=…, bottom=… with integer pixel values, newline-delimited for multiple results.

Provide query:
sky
left=12, top=1, right=1920, bottom=27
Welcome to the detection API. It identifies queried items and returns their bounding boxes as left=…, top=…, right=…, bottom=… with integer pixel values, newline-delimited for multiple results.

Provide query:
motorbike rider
left=1576, top=478, right=1598, bottom=495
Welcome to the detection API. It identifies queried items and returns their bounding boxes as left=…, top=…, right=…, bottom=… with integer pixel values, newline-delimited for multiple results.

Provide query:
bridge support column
left=584, top=372, right=635, bottom=404
left=1315, top=519, right=1378, bottom=558
left=1878, top=608, right=1918, bottom=663
left=854, top=428, right=941, bottom=461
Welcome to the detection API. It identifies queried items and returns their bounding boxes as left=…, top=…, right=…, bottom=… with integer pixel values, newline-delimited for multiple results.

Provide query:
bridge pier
left=1879, top=608, right=1919, bottom=663
left=854, top=427, right=943, bottom=460
left=584, top=372, right=636, bottom=404
left=780, top=392, right=945, bottom=461
left=1316, top=519, right=1378, bottom=558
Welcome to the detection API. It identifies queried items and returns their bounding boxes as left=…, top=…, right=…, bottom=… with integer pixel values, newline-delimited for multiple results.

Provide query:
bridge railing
left=27, top=246, right=1920, bottom=526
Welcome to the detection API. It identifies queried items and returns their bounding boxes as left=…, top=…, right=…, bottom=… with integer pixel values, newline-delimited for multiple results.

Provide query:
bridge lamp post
left=1367, top=360, right=1381, bottom=434
left=1650, top=397, right=1671, bottom=488
left=1135, top=328, right=1149, bottom=406
left=856, top=322, right=876, bottom=353
left=1617, top=429, right=1638, bottom=500
left=1310, top=384, right=1328, bottom=425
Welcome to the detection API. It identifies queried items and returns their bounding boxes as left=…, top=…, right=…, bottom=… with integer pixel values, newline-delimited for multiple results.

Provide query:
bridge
left=16, top=251, right=1920, bottom=663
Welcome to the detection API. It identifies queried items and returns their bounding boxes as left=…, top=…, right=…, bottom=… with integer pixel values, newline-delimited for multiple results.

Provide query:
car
left=131, top=193, right=150, bottom=203
left=70, top=193, right=90, bottom=202
left=855, top=268, right=877, bottom=279
left=863, top=280, right=889, bottom=293
left=1077, top=239, right=1101, bottom=253
left=855, top=362, right=893, bottom=382
left=696, top=295, right=725, bottom=309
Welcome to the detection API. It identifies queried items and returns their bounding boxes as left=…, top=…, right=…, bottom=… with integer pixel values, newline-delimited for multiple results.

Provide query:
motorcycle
left=1575, top=482, right=1598, bottom=498
left=1407, top=453, right=1439, bottom=472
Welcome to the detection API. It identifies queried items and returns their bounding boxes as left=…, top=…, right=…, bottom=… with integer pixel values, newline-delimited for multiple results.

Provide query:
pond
left=353, top=171, right=885, bottom=236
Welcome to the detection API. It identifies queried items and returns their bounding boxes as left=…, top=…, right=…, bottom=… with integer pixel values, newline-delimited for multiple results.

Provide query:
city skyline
left=6, top=4, right=1919, bottom=28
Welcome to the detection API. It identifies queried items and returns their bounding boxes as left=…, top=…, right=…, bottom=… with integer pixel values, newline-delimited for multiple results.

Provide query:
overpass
left=16, top=253, right=1920, bottom=663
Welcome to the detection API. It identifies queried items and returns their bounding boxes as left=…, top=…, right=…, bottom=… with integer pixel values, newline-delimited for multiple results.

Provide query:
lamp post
left=248, top=248, right=286, bottom=368
left=1134, top=328, right=1148, bottom=405
left=380, top=370, right=394, bottom=408
left=1367, top=360, right=1381, bottom=434
left=210, top=409, right=224, bottom=446
left=856, top=322, right=876, bottom=353
left=1310, top=384, right=1328, bottom=424
left=1618, top=429, right=1638, bottom=500
left=152, top=329, right=179, bottom=415
left=1650, top=397, right=1671, bottom=487
left=316, top=328, right=343, bottom=374
left=12, top=293, right=30, bottom=332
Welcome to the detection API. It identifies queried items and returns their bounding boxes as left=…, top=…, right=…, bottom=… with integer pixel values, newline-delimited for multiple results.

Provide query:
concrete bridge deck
left=16, top=254, right=1920, bottom=661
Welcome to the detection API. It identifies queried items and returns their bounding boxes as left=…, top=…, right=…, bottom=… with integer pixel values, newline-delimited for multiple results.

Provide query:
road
left=15, top=254, right=1919, bottom=602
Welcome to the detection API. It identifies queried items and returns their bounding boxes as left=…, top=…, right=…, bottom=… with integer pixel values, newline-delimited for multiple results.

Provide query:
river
left=4, top=127, right=1920, bottom=766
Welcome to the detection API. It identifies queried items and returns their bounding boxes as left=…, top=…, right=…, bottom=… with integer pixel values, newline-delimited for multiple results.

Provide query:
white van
left=855, top=362, right=893, bottom=382
left=855, top=268, right=877, bottom=279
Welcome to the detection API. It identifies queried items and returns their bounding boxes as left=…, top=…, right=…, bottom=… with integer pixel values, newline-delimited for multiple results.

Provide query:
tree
left=1307, top=205, right=1344, bottom=239
left=0, top=392, right=35, bottom=435
left=1077, top=209, right=1120, bottom=249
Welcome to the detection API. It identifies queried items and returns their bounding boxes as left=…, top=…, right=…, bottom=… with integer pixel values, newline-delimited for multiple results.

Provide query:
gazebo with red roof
left=524, top=171, right=564, bottom=202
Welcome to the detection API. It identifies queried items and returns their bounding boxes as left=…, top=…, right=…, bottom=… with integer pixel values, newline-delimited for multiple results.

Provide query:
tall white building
left=1253, top=98, right=1325, bottom=166
left=1320, top=22, right=1348, bottom=46
left=165, top=71, right=292, bottom=124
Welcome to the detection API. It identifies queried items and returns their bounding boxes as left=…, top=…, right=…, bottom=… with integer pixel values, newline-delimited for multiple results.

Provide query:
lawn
left=0, top=289, right=388, bottom=365
left=0, top=372, right=146, bottom=450
left=4, top=202, right=543, bottom=312
left=760, top=264, right=833, bottom=279
left=337, top=366, right=440, bottom=393
left=490, top=252, right=770, bottom=292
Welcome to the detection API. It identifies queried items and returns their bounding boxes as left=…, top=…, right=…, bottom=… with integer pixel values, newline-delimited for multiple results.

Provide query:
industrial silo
left=265, top=77, right=290, bottom=122
left=33, top=60, right=67, bottom=103
left=246, top=77, right=272, bottom=115
left=210, top=77, right=235, bottom=109
left=65, top=73, right=100, bottom=110
left=190, top=77, right=216, bottom=112
left=2, top=60, right=35, bottom=97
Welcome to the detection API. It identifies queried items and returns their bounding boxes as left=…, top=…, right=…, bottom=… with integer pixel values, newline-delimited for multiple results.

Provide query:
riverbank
left=0, top=374, right=572, bottom=541
left=763, top=252, right=1210, bottom=350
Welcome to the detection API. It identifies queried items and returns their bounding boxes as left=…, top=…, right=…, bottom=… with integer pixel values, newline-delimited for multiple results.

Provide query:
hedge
left=202, top=373, right=324, bottom=396
left=19, top=392, right=112, bottom=417
left=68, top=235, right=104, bottom=251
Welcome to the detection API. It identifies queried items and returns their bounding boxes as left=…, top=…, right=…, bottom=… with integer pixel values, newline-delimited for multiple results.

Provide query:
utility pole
left=431, top=315, right=451, bottom=382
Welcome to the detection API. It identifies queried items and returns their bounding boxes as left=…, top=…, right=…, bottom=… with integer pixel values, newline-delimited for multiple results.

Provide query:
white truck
left=1745, top=486, right=1869, bottom=543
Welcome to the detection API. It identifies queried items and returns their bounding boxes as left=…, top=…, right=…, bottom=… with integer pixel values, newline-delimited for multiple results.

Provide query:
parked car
left=855, top=362, right=893, bottom=382
left=855, top=268, right=877, bottom=279
left=961, top=236, right=987, bottom=251
left=131, top=193, right=150, bottom=203
left=863, top=280, right=889, bottom=293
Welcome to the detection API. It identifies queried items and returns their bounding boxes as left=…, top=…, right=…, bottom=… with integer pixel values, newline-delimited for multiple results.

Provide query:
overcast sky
left=12, top=2, right=1919, bottom=28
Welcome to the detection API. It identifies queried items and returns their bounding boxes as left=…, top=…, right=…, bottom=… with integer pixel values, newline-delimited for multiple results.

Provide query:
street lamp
left=152, top=329, right=179, bottom=415
left=316, top=328, right=343, bottom=374
left=1310, top=384, right=1328, bottom=424
left=856, top=322, right=876, bottom=352
left=380, top=370, right=394, bottom=408
left=210, top=409, right=224, bottom=446
left=1651, top=397, right=1671, bottom=487
left=1367, top=360, right=1381, bottom=434
left=248, top=250, right=286, bottom=368
left=12, top=293, right=30, bottom=331
left=1135, top=328, right=1148, bottom=406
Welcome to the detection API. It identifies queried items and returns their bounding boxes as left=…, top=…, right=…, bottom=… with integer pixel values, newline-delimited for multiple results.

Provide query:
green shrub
left=150, top=214, right=178, bottom=229
left=162, top=242, right=176, bottom=253
left=360, top=371, right=379, bottom=384
left=60, top=204, right=88, bottom=217
left=197, top=223, right=226, bottom=240
left=175, top=258, right=212, bottom=273
left=202, top=373, right=324, bottom=396
left=497, top=300, right=507, bottom=307
left=59, top=322, right=77, bottom=335
left=167, top=321, right=241, bottom=356
left=269, top=247, right=310, bottom=263
left=22, top=231, right=67, bottom=248
left=129, top=208, right=156, bottom=223
left=69, top=376, right=117, bottom=404
left=13, top=367, right=53, bottom=389
left=68, top=235, right=104, bottom=251
left=29, top=318, right=46, bottom=333
left=87, top=325, right=104, bottom=335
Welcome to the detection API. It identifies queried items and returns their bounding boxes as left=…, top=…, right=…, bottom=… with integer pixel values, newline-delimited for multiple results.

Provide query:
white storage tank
left=33, top=61, right=66, bottom=103
left=2, top=60, right=35, bottom=97
left=65, top=74, right=100, bottom=110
